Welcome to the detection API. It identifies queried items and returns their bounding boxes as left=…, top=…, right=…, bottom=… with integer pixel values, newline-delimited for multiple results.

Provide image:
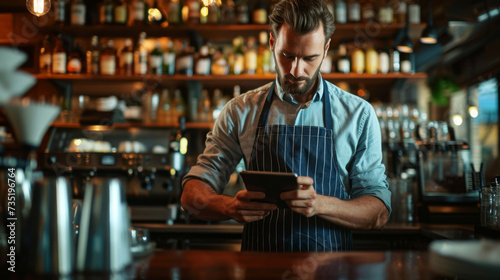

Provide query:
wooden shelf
left=51, top=121, right=214, bottom=130
left=40, top=23, right=426, bottom=43
left=35, top=72, right=427, bottom=86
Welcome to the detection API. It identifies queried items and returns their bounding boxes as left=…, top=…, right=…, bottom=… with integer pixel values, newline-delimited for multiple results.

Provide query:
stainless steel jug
left=25, top=176, right=75, bottom=275
left=76, top=177, right=132, bottom=272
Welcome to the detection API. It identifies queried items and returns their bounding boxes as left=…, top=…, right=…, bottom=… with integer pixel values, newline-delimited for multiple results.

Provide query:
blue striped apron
left=241, top=80, right=353, bottom=252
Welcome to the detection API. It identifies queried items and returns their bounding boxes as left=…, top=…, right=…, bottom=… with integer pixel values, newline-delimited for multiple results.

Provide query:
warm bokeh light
left=468, top=106, right=479, bottom=118
left=180, top=137, right=188, bottom=155
left=26, top=0, right=51, bottom=17
left=201, top=6, right=208, bottom=17
left=453, top=114, right=463, bottom=126
left=148, top=8, right=163, bottom=22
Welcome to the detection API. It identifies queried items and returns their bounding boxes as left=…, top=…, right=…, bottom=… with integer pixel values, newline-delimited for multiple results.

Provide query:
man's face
left=270, top=23, right=330, bottom=97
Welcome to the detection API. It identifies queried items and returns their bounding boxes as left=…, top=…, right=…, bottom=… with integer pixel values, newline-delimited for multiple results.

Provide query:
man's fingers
left=280, top=188, right=316, bottom=200
left=297, top=176, right=314, bottom=186
left=237, top=190, right=266, bottom=200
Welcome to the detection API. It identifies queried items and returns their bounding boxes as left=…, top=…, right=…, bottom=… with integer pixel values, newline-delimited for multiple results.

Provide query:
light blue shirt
left=183, top=75, right=391, bottom=214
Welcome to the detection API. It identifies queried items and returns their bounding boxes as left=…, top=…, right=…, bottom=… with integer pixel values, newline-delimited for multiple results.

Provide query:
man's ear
left=269, top=32, right=275, bottom=51
left=324, top=38, right=331, bottom=58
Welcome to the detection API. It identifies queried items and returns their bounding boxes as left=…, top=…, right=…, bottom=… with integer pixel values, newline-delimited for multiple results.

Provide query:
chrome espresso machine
left=40, top=124, right=188, bottom=224
left=416, top=122, right=484, bottom=223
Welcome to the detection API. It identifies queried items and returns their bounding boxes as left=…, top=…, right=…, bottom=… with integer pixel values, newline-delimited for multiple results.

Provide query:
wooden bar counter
left=126, top=249, right=446, bottom=279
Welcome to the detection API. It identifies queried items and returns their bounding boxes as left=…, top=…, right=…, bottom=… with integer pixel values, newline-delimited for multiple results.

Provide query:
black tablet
left=239, top=171, right=299, bottom=208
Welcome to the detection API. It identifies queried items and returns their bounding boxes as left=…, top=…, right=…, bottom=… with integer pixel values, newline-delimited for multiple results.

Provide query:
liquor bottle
left=150, top=41, right=163, bottom=75
left=159, top=89, right=173, bottom=123
left=71, top=0, right=86, bottom=26
left=132, top=0, right=147, bottom=25
left=235, top=0, right=249, bottom=24
left=230, top=36, right=245, bottom=75
left=200, top=3, right=208, bottom=24
left=197, top=89, right=211, bottom=121
left=173, top=89, right=186, bottom=119
left=169, top=115, right=188, bottom=172
left=54, top=0, right=66, bottom=26
left=395, top=0, right=406, bottom=24
left=378, top=48, right=390, bottom=74
left=408, top=0, right=420, bottom=24
left=244, top=36, right=257, bottom=75
left=257, top=31, right=271, bottom=74
left=252, top=0, right=268, bottom=24
left=361, top=0, right=375, bottom=23
left=134, top=32, right=148, bottom=75
left=186, top=0, right=201, bottom=24
left=206, top=1, right=220, bottom=24
left=39, top=35, right=52, bottom=74
left=86, top=35, right=100, bottom=75
left=378, top=0, right=393, bottom=24
left=400, top=51, right=412, bottom=74
left=120, top=38, right=134, bottom=75
left=221, top=0, right=236, bottom=24
left=211, top=88, right=224, bottom=120
left=336, top=42, right=350, bottom=74
left=351, top=45, right=365, bottom=74
left=52, top=34, right=67, bottom=74
left=195, top=45, right=212, bottom=75
left=335, top=0, right=347, bottom=24
left=390, top=47, right=400, bottom=73
left=168, top=0, right=183, bottom=25
left=99, top=0, right=114, bottom=25
left=67, top=43, right=84, bottom=74
left=100, top=40, right=117, bottom=75
left=162, top=40, right=176, bottom=75
left=233, top=85, right=241, bottom=98
left=210, top=47, right=229, bottom=75
left=365, top=45, right=378, bottom=74
left=175, top=41, right=194, bottom=76
left=348, top=0, right=361, bottom=23
left=114, top=0, right=129, bottom=25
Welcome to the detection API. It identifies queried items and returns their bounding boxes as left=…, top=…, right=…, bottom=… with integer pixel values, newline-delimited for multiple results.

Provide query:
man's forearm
left=181, top=179, right=232, bottom=221
left=316, top=195, right=389, bottom=230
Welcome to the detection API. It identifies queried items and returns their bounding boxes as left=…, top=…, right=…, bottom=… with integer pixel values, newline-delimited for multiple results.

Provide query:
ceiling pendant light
left=397, top=3, right=413, bottom=53
left=420, top=0, right=438, bottom=44
left=26, top=0, right=51, bottom=17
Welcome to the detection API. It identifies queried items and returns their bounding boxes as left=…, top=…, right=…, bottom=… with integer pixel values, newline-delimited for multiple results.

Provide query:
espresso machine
left=40, top=125, right=186, bottom=224
left=416, top=122, right=483, bottom=224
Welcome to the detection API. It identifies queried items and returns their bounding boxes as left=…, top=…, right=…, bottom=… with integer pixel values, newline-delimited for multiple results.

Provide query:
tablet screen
left=239, top=171, right=299, bottom=208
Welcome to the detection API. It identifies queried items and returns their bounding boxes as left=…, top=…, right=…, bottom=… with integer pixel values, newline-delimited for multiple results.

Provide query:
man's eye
left=282, top=53, right=293, bottom=59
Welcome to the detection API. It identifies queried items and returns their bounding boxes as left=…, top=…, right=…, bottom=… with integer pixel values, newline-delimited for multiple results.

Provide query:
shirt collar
left=274, top=74, right=324, bottom=105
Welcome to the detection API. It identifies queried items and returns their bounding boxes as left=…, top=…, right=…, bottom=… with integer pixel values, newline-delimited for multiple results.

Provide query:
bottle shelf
left=35, top=72, right=427, bottom=86
left=41, top=23, right=426, bottom=42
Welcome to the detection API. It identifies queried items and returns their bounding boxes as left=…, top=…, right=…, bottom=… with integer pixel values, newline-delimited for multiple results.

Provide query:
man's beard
left=274, top=53, right=322, bottom=97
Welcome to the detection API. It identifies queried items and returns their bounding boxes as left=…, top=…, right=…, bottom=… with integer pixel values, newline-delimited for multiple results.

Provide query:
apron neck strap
left=258, top=79, right=333, bottom=129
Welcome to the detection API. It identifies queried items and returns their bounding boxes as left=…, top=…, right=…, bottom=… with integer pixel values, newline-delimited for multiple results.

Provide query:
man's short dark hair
left=269, top=0, right=335, bottom=45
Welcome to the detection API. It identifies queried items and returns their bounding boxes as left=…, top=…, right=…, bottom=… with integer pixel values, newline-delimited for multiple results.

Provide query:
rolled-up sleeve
left=349, top=107, right=392, bottom=215
left=182, top=99, right=244, bottom=193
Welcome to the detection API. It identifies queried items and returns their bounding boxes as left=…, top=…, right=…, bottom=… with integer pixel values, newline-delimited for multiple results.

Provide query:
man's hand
left=280, top=176, right=318, bottom=217
left=225, top=190, right=278, bottom=223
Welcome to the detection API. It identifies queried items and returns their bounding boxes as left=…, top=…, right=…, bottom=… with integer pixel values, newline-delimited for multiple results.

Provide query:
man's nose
left=290, top=57, right=304, bottom=78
